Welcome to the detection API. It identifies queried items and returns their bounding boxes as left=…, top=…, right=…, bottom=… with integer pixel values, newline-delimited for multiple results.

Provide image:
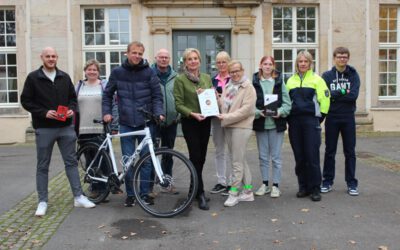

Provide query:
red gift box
left=56, top=105, right=68, bottom=122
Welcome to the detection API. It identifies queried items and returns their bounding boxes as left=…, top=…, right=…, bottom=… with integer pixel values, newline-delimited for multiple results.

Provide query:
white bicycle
left=76, top=109, right=198, bottom=218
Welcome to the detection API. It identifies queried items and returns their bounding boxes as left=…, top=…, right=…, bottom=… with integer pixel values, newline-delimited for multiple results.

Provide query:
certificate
left=264, top=94, right=278, bottom=116
left=198, top=89, right=220, bottom=117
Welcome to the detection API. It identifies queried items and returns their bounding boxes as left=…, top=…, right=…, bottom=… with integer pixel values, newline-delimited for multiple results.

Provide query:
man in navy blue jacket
left=102, top=41, right=164, bottom=207
left=320, top=47, right=360, bottom=196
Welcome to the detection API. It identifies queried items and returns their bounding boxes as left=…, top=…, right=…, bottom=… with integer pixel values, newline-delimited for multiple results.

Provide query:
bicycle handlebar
left=93, top=119, right=111, bottom=134
left=137, top=108, right=162, bottom=125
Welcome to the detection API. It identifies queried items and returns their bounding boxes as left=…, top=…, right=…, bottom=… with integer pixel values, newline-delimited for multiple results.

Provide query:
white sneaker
left=74, top=195, right=96, bottom=208
left=270, top=186, right=281, bottom=198
left=255, top=184, right=271, bottom=196
left=224, top=194, right=239, bottom=207
left=35, top=202, right=48, bottom=217
left=238, top=191, right=254, bottom=202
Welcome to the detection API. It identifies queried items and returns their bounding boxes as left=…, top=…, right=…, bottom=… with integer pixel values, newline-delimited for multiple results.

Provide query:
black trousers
left=181, top=117, right=211, bottom=196
left=288, top=116, right=322, bottom=192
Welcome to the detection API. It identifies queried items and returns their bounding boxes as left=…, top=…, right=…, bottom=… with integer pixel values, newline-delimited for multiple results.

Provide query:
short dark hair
left=333, top=47, right=350, bottom=57
left=127, top=41, right=145, bottom=52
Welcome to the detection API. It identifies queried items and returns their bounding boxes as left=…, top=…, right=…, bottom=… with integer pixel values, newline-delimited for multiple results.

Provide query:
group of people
left=21, top=42, right=360, bottom=216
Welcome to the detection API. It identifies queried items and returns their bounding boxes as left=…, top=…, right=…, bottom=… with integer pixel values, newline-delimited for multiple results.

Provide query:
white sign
left=198, top=89, right=220, bottom=117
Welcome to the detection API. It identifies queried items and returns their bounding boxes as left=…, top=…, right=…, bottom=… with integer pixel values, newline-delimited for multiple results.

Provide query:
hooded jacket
left=321, top=65, right=360, bottom=115
left=102, top=59, right=164, bottom=127
left=21, top=66, right=77, bottom=129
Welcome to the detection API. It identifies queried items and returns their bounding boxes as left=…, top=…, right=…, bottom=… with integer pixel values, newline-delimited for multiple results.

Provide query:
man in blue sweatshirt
left=320, top=47, right=360, bottom=196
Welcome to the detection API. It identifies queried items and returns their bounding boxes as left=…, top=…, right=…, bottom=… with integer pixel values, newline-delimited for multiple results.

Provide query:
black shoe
left=142, top=195, right=154, bottom=205
left=197, top=193, right=209, bottom=210
left=210, top=184, right=227, bottom=194
left=124, top=196, right=135, bottom=207
left=310, top=189, right=321, bottom=202
left=221, top=186, right=231, bottom=196
left=296, top=190, right=310, bottom=198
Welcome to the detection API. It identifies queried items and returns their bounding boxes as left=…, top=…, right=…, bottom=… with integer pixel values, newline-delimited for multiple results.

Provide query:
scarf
left=184, top=68, right=200, bottom=84
left=223, top=75, right=248, bottom=110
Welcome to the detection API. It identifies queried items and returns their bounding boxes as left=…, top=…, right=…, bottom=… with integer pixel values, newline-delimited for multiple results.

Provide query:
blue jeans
left=255, top=129, right=284, bottom=184
left=120, top=124, right=155, bottom=197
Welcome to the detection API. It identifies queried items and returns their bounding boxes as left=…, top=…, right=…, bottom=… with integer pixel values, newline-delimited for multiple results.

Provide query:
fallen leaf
left=104, top=231, right=110, bottom=234
left=121, top=236, right=128, bottom=240
left=301, top=208, right=310, bottom=212
left=130, top=232, right=137, bottom=236
left=353, top=214, right=361, bottom=218
left=378, top=246, right=388, bottom=250
left=348, top=240, right=357, bottom=245
left=31, top=239, right=41, bottom=244
left=6, top=228, right=14, bottom=233
left=150, top=225, right=156, bottom=228
left=211, top=212, right=218, bottom=217
left=161, top=230, right=167, bottom=234
left=199, top=232, right=205, bottom=236
left=273, top=239, right=282, bottom=244
left=228, top=231, right=236, bottom=234
left=271, top=218, right=278, bottom=223
left=140, top=220, right=144, bottom=223
left=298, top=220, right=305, bottom=224
left=98, top=224, right=105, bottom=229
left=275, top=229, right=281, bottom=232
left=213, top=240, right=219, bottom=244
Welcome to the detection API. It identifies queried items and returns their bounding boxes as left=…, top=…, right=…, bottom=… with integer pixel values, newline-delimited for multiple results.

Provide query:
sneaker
left=255, top=184, right=271, bottom=196
left=141, top=195, right=154, bottom=205
left=310, top=188, right=321, bottom=202
left=348, top=187, right=359, bottom=196
left=74, top=195, right=96, bottom=208
left=320, top=184, right=333, bottom=193
left=221, top=186, right=231, bottom=196
left=35, top=202, right=48, bottom=217
left=210, top=184, right=227, bottom=194
left=270, top=186, right=281, bottom=198
left=161, top=185, right=179, bottom=195
left=124, top=196, right=136, bottom=207
left=238, top=191, right=254, bottom=202
left=224, top=194, right=239, bottom=207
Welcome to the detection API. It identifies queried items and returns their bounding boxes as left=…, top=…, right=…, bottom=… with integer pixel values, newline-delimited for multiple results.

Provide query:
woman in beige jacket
left=217, top=60, right=257, bottom=207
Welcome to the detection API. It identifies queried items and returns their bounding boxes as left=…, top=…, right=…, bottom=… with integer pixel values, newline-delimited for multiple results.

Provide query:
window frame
left=271, top=5, right=319, bottom=81
left=0, top=7, right=18, bottom=107
left=379, top=5, right=400, bottom=100
left=81, top=7, right=131, bottom=79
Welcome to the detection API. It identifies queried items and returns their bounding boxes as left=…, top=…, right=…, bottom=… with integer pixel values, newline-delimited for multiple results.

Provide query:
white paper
left=264, top=94, right=278, bottom=106
left=198, top=89, right=220, bottom=117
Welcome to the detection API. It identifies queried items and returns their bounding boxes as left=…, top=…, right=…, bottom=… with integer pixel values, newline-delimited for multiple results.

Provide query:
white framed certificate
left=198, top=89, right=220, bottom=117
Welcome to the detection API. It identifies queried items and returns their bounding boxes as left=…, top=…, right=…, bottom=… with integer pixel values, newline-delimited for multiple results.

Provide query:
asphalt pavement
left=0, top=132, right=399, bottom=250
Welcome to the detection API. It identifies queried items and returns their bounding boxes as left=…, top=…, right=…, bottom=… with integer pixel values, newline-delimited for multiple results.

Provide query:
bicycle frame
left=85, top=126, right=166, bottom=185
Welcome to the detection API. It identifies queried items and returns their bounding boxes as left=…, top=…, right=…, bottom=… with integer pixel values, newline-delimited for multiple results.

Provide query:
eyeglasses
left=157, top=56, right=169, bottom=60
left=335, top=56, right=349, bottom=60
left=229, top=69, right=242, bottom=75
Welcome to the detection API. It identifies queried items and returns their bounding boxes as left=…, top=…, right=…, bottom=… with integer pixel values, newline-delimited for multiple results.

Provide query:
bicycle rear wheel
left=77, top=142, right=111, bottom=204
left=133, top=148, right=198, bottom=218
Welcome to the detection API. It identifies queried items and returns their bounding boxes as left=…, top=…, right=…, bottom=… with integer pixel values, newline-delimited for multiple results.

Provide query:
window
left=82, top=7, right=130, bottom=79
left=272, top=6, right=318, bottom=82
left=379, top=6, right=400, bottom=98
left=0, top=8, right=17, bottom=106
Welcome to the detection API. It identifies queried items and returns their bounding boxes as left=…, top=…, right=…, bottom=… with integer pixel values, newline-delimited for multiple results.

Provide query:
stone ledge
left=140, top=0, right=263, bottom=7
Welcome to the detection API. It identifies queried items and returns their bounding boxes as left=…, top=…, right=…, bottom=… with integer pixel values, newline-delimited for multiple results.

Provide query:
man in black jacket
left=21, top=47, right=95, bottom=217
left=321, top=47, right=360, bottom=196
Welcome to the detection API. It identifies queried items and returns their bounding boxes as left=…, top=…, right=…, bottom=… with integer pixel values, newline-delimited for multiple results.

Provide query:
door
left=172, top=30, right=231, bottom=76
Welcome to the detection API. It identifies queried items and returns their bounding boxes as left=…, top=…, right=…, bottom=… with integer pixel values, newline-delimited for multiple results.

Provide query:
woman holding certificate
left=174, top=48, right=213, bottom=210
left=217, top=60, right=257, bottom=207
left=252, top=56, right=291, bottom=198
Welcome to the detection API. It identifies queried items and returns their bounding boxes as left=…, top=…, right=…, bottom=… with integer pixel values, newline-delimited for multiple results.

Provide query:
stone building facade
left=1, top=0, right=399, bottom=143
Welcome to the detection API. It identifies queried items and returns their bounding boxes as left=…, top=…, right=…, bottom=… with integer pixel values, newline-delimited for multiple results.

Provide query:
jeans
left=120, top=124, right=155, bottom=197
left=255, top=129, right=284, bottom=184
left=323, top=114, right=357, bottom=188
left=35, top=126, right=82, bottom=202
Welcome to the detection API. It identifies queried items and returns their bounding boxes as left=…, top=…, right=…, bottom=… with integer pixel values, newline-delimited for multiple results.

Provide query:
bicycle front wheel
left=77, top=142, right=111, bottom=204
left=133, top=148, right=198, bottom=218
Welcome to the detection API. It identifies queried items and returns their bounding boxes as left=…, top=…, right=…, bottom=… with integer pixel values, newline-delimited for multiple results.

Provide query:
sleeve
left=20, top=74, right=48, bottom=118
left=277, top=81, right=292, bottom=118
left=322, top=72, right=342, bottom=99
left=67, top=76, right=77, bottom=112
left=149, top=71, right=164, bottom=116
left=316, top=76, right=330, bottom=115
left=222, top=86, right=256, bottom=126
left=340, top=71, right=360, bottom=102
left=173, top=76, right=192, bottom=117
left=102, top=71, right=117, bottom=116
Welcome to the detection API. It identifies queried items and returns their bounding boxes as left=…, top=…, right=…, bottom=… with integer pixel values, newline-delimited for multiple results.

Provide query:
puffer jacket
left=102, top=59, right=164, bottom=127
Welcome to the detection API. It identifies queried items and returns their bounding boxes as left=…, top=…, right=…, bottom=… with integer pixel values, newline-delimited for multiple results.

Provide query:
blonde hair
left=216, top=51, right=231, bottom=62
left=84, top=59, right=100, bottom=71
left=295, top=50, right=314, bottom=73
left=182, top=48, right=201, bottom=64
left=228, top=60, right=243, bottom=72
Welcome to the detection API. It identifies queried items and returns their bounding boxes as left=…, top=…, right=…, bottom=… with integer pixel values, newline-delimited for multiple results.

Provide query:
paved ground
left=0, top=132, right=399, bottom=250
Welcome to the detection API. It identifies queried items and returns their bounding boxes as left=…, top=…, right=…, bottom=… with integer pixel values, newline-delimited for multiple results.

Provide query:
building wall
left=1, top=0, right=400, bottom=144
